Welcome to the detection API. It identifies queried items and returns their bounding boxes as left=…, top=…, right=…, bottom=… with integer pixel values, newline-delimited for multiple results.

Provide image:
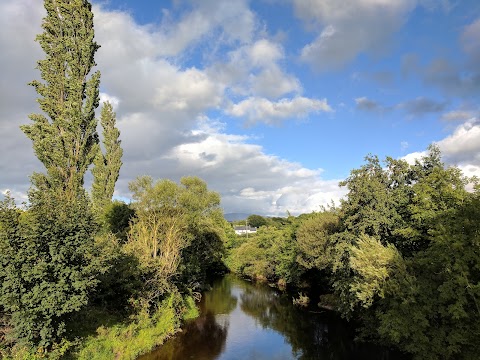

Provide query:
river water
left=139, top=275, right=409, bottom=360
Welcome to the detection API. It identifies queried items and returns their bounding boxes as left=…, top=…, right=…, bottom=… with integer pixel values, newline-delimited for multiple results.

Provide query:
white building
left=233, top=225, right=257, bottom=235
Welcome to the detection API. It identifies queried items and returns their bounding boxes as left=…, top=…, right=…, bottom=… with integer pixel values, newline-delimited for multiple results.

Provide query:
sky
left=1, top=0, right=479, bottom=216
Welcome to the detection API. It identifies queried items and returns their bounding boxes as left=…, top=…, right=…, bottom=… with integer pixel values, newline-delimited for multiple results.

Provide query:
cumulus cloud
left=104, top=0, right=256, bottom=57
left=402, top=118, right=480, bottom=178
left=207, top=38, right=302, bottom=99
left=402, top=150, right=427, bottom=165
left=294, top=0, right=417, bottom=71
left=99, top=93, right=120, bottom=109
left=247, top=39, right=284, bottom=66
left=0, top=0, right=339, bottom=216
left=162, top=120, right=346, bottom=215
left=251, top=66, right=301, bottom=99
left=227, top=96, right=332, bottom=125
left=437, top=119, right=480, bottom=166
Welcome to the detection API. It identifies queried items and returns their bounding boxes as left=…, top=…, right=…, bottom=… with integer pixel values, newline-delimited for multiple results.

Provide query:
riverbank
left=0, top=295, right=199, bottom=360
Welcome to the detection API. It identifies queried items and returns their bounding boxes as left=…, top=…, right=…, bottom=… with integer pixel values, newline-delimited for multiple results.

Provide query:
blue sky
left=1, top=0, right=480, bottom=215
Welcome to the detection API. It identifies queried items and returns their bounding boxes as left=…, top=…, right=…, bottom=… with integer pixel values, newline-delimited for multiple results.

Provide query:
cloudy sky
left=1, top=0, right=479, bottom=216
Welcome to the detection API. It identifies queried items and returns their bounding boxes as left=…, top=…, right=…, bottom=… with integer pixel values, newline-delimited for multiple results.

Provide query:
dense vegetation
left=227, top=147, right=480, bottom=360
left=1, top=1, right=479, bottom=359
left=0, top=1, right=227, bottom=358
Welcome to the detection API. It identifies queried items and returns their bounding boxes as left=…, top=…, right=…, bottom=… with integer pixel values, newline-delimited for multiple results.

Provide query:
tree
left=125, top=176, right=226, bottom=309
left=21, top=0, right=100, bottom=199
left=332, top=146, right=477, bottom=358
left=175, top=177, right=227, bottom=288
left=247, top=214, right=267, bottom=228
left=339, top=155, right=401, bottom=241
left=103, top=200, right=135, bottom=242
left=1, top=0, right=102, bottom=348
left=348, top=234, right=405, bottom=309
left=227, top=225, right=299, bottom=285
left=0, top=191, right=100, bottom=349
left=296, top=211, right=340, bottom=271
left=91, top=101, right=123, bottom=216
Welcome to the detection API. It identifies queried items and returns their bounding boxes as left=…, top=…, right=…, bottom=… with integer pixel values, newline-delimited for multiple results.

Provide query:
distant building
left=234, top=225, right=257, bottom=235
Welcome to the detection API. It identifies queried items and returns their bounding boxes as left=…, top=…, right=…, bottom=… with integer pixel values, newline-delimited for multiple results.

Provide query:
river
left=139, top=275, right=409, bottom=360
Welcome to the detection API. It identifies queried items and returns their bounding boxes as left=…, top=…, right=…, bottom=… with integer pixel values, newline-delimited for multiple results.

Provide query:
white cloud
left=0, top=0, right=45, bottom=200
left=251, top=65, right=302, bottom=99
left=0, top=0, right=339, bottom=216
left=437, top=119, right=480, bottom=166
left=247, top=39, right=284, bottom=66
left=294, top=0, right=417, bottom=71
left=402, top=150, right=427, bottom=165
left=98, top=0, right=256, bottom=58
left=0, top=188, right=28, bottom=205
left=208, top=38, right=302, bottom=99
left=162, top=120, right=346, bottom=215
left=94, top=10, right=225, bottom=117
left=402, top=119, right=480, bottom=179
left=227, top=96, right=332, bottom=125
left=99, top=93, right=120, bottom=109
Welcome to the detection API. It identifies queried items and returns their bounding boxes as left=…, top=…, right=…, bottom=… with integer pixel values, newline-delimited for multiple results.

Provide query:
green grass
left=182, top=296, right=199, bottom=321
left=1, top=295, right=200, bottom=360
left=74, top=295, right=180, bottom=360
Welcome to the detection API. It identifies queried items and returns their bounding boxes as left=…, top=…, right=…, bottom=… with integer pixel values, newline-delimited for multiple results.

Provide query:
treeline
left=0, top=1, right=229, bottom=358
left=227, top=146, right=480, bottom=360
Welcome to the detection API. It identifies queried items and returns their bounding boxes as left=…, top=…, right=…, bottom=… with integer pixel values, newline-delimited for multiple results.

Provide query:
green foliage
left=296, top=211, right=340, bottom=271
left=2, top=0, right=105, bottom=351
left=332, top=145, right=478, bottom=358
left=0, top=189, right=99, bottom=349
left=102, top=200, right=135, bottom=242
left=89, top=233, right=142, bottom=309
left=21, top=0, right=100, bottom=199
left=349, top=234, right=405, bottom=309
left=125, top=176, right=226, bottom=308
left=374, top=193, right=480, bottom=359
left=227, top=225, right=300, bottom=284
left=75, top=293, right=185, bottom=360
left=224, top=146, right=478, bottom=359
left=247, top=214, right=268, bottom=228
left=339, top=154, right=404, bottom=242
left=175, top=177, right=227, bottom=288
left=182, top=296, right=200, bottom=321
left=91, top=101, right=123, bottom=216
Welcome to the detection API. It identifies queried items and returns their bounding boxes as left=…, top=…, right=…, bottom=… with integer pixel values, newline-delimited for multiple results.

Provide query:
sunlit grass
left=0, top=295, right=199, bottom=360
left=75, top=294, right=199, bottom=360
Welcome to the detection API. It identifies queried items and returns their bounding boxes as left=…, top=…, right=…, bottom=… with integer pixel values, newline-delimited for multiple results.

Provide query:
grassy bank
left=0, top=295, right=199, bottom=360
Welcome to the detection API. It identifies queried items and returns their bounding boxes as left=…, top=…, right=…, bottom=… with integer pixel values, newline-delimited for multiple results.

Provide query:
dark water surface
left=139, top=275, right=408, bottom=360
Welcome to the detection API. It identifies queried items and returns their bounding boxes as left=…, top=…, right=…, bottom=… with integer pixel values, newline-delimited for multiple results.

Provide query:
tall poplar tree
left=91, top=101, right=123, bottom=215
left=21, top=0, right=100, bottom=198
left=0, top=0, right=102, bottom=348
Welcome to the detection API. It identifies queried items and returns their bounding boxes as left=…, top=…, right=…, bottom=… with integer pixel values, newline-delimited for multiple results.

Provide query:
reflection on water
left=139, top=275, right=409, bottom=360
